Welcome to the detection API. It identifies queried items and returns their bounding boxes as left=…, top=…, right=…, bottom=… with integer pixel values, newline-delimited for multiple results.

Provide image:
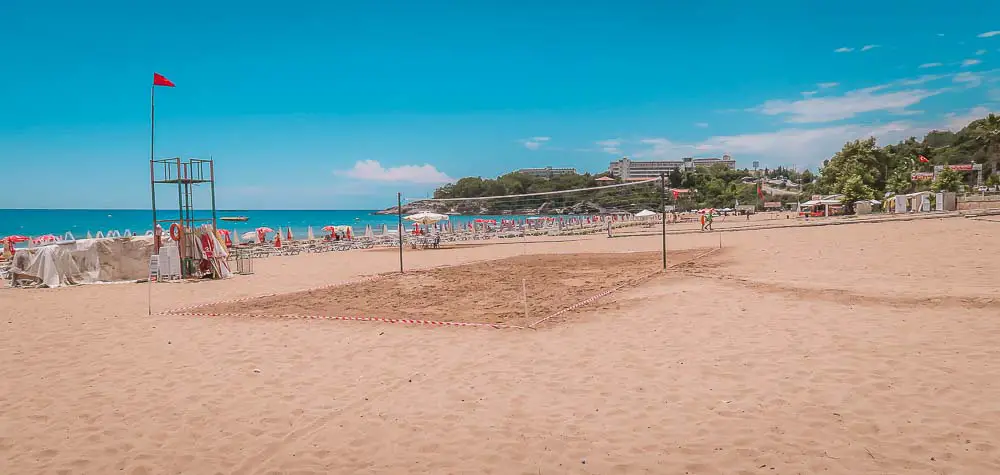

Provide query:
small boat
left=220, top=216, right=250, bottom=222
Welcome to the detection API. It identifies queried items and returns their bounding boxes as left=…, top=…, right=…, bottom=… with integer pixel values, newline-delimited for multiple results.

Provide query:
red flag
left=671, top=190, right=680, bottom=200
left=918, top=154, right=929, bottom=163
left=757, top=182, right=765, bottom=199
left=153, top=73, right=175, bottom=87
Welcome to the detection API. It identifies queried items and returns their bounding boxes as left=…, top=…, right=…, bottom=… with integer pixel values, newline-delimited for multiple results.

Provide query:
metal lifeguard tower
left=150, top=157, right=218, bottom=278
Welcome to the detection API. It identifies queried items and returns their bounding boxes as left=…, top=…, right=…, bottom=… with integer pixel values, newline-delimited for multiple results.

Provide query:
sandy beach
left=2, top=216, right=999, bottom=474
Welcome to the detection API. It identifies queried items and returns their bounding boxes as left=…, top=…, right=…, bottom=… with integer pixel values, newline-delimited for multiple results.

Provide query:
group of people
left=699, top=212, right=714, bottom=231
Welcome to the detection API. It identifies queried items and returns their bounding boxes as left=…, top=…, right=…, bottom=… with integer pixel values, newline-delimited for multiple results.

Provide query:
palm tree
left=974, top=113, right=1000, bottom=175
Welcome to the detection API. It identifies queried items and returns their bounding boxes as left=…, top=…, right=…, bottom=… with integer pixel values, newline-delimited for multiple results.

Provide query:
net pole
left=660, top=173, right=667, bottom=270
left=397, top=192, right=403, bottom=273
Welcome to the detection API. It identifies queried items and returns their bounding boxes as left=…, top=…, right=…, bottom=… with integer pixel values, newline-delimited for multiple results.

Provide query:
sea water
left=0, top=209, right=569, bottom=239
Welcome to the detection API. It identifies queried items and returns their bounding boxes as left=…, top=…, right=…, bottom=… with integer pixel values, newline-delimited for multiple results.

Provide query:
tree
left=973, top=113, right=1000, bottom=175
left=885, top=168, right=913, bottom=195
left=931, top=166, right=962, bottom=192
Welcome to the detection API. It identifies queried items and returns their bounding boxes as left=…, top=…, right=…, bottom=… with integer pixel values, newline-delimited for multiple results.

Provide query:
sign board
left=911, top=172, right=934, bottom=181
left=148, top=255, right=160, bottom=282
left=934, top=163, right=981, bottom=172
left=764, top=201, right=782, bottom=208
left=811, top=195, right=821, bottom=201
left=663, top=205, right=676, bottom=212
left=752, top=161, right=760, bottom=170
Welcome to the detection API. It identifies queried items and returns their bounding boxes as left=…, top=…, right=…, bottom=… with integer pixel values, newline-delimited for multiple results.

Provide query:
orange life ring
left=169, top=223, right=181, bottom=241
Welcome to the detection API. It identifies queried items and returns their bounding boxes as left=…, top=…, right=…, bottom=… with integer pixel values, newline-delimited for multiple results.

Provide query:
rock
left=252, top=368, right=261, bottom=374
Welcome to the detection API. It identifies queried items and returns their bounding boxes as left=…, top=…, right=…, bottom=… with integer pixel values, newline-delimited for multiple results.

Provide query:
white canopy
left=404, top=212, right=450, bottom=225
left=635, top=209, right=657, bottom=217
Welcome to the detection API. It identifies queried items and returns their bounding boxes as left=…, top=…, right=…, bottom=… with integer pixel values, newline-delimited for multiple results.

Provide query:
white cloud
left=817, top=82, right=839, bottom=89
left=962, top=59, right=982, bottom=67
left=632, top=138, right=695, bottom=158
left=698, top=122, right=927, bottom=164
left=521, top=136, right=550, bottom=150
left=977, top=49, right=989, bottom=56
left=834, top=47, right=854, bottom=53
left=978, top=31, right=1000, bottom=38
left=633, top=121, right=929, bottom=166
left=861, top=44, right=880, bottom=52
left=945, top=106, right=995, bottom=130
left=694, top=122, right=709, bottom=128
left=336, top=160, right=454, bottom=184
left=919, top=62, right=943, bottom=68
left=953, top=72, right=983, bottom=87
left=899, top=74, right=946, bottom=86
left=596, top=139, right=622, bottom=154
left=753, top=85, right=943, bottom=123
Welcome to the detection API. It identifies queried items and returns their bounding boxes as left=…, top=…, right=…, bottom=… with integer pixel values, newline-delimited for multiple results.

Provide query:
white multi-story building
left=515, top=166, right=577, bottom=178
left=608, top=155, right=736, bottom=180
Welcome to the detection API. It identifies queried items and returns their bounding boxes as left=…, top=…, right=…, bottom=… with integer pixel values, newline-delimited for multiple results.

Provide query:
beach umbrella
left=232, top=229, right=241, bottom=245
left=404, top=212, right=449, bottom=225
left=240, top=231, right=257, bottom=242
left=256, top=226, right=274, bottom=234
left=286, top=227, right=293, bottom=240
left=635, top=209, right=657, bottom=218
left=86, top=231, right=93, bottom=239
left=307, top=226, right=315, bottom=240
left=381, top=224, right=389, bottom=235
left=32, top=234, right=58, bottom=244
left=364, top=224, right=373, bottom=238
left=321, top=225, right=337, bottom=232
left=5, top=235, right=29, bottom=243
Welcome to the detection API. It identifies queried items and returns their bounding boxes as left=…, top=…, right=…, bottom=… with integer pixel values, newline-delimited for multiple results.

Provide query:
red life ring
left=169, top=223, right=181, bottom=241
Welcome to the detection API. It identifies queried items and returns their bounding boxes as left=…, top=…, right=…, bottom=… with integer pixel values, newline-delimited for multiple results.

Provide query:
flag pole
left=150, top=83, right=158, bottom=253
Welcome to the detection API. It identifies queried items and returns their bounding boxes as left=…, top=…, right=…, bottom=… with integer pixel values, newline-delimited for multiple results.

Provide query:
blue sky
left=2, top=0, right=999, bottom=209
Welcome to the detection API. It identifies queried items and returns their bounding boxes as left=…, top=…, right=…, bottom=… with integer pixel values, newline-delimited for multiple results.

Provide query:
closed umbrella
left=307, top=226, right=315, bottom=240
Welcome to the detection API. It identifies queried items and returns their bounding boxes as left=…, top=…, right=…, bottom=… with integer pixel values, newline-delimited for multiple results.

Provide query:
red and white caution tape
left=172, top=311, right=521, bottom=329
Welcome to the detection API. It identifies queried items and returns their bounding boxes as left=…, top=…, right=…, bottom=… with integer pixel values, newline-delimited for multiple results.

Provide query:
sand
left=199, top=250, right=707, bottom=327
left=2, top=216, right=1000, bottom=474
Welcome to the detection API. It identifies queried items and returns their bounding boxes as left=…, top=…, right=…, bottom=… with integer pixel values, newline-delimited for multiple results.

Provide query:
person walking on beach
left=705, top=211, right=714, bottom=231
left=699, top=213, right=706, bottom=231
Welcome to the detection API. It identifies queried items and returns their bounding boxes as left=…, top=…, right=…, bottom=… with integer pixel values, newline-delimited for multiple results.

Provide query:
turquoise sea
left=0, top=209, right=560, bottom=240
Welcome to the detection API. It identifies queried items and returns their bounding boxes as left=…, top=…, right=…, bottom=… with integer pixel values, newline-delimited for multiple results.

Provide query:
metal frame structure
left=150, top=157, right=217, bottom=278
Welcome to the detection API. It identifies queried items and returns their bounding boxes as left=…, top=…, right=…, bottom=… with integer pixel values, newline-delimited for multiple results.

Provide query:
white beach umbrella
left=307, top=225, right=315, bottom=240
left=635, top=209, right=657, bottom=218
left=232, top=229, right=241, bottom=245
left=86, top=231, right=93, bottom=239
left=364, top=224, right=374, bottom=238
left=404, top=212, right=449, bottom=225
left=381, top=224, right=389, bottom=235
left=241, top=231, right=258, bottom=242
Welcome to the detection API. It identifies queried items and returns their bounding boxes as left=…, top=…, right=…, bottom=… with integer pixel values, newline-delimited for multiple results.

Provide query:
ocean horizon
left=0, top=209, right=559, bottom=239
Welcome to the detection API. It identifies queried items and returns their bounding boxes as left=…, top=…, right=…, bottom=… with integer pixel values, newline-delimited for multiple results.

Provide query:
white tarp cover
left=9, top=236, right=155, bottom=288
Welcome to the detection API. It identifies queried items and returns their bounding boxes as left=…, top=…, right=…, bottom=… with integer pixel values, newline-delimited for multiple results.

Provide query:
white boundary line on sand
left=527, top=247, right=723, bottom=329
